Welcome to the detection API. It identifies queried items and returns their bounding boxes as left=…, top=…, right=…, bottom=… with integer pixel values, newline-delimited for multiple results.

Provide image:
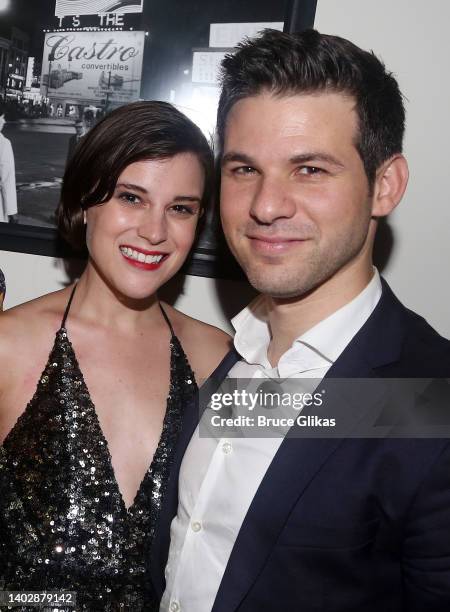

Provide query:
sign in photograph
left=40, top=31, right=145, bottom=104
left=55, top=0, right=144, bottom=16
left=192, top=51, right=227, bottom=85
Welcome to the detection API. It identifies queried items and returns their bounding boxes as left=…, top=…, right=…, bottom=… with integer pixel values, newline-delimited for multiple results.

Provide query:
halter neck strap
left=61, top=283, right=77, bottom=328
left=61, top=284, right=174, bottom=336
left=159, top=303, right=175, bottom=337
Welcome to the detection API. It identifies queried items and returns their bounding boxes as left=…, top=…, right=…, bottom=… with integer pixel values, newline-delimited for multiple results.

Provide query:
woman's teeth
left=120, top=247, right=164, bottom=264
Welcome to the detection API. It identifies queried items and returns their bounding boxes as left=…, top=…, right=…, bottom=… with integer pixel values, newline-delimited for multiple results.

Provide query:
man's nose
left=249, top=177, right=296, bottom=224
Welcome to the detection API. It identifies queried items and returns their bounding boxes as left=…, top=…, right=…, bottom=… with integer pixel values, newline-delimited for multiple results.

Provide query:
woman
left=0, top=102, right=230, bottom=610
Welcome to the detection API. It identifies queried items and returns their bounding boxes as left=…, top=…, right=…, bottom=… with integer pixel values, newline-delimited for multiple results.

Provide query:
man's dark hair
left=58, top=101, right=214, bottom=251
left=217, top=29, right=405, bottom=187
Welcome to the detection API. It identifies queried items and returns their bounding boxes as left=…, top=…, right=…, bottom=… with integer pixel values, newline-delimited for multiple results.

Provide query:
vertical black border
left=284, top=0, right=318, bottom=33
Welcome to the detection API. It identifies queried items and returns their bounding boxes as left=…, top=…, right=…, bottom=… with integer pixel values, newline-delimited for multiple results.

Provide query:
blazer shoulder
left=376, top=279, right=449, bottom=375
left=403, top=305, right=449, bottom=347
left=399, top=306, right=450, bottom=375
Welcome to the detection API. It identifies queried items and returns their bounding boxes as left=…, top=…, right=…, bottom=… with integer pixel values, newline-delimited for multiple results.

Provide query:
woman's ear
left=371, top=154, right=409, bottom=218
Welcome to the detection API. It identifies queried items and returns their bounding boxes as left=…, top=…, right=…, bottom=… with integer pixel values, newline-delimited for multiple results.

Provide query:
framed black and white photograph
left=0, top=0, right=317, bottom=278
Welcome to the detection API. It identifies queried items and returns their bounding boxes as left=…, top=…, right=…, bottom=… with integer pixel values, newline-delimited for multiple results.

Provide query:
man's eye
left=298, top=166, right=324, bottom=175
left=118, top=192, right=141, bottom=205
left=232, top=166, right=256, bottom=176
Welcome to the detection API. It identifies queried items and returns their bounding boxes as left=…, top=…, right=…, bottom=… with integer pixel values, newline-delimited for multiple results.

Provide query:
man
left=0, top=103, right=18, bottom=223
left=65, top=119, right=86, bottom=166
left=153, top=30, right=450, bottom=610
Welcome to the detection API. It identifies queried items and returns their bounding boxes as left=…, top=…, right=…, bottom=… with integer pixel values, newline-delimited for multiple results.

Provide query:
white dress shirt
left=161, top=270, right=382, bottom=612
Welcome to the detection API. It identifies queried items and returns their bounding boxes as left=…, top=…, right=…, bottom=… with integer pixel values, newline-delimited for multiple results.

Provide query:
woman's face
left=85, top=153, right=205, bottom=300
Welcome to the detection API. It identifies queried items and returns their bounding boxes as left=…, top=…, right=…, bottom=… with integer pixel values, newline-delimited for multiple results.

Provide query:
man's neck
left=266, top=265, right=375, bottom=367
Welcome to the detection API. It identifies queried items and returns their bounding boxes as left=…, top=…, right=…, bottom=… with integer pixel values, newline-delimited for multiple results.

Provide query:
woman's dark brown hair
left=58, top=101, right=214, bottom=251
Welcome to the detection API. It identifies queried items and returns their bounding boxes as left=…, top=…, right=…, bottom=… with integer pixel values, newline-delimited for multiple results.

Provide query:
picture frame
left=0, top=0, right=317, bottom=279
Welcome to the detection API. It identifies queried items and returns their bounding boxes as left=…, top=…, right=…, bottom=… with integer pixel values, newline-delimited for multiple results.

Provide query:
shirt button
left=222, top=441, right=232, bottom=454
left=169, top=601, right=180, bottom=612
left=191, top=521, right=202, bottom=533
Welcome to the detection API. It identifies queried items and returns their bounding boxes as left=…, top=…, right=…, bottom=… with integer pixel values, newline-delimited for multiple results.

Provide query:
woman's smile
left=119, top=245, right=169, bottom=270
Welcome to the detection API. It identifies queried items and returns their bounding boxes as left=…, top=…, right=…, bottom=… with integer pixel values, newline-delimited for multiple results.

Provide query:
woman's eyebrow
left=115, top=182, right=148, bottom=194
left=172, top=196, right=201, bottom=202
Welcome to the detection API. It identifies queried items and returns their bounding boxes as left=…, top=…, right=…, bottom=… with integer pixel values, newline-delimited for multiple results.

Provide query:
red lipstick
left=119, top=245, right=168, bottom=271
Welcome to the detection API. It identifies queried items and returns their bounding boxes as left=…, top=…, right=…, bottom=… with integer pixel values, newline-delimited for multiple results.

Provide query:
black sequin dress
left=0, top=286, right=197, bottom=611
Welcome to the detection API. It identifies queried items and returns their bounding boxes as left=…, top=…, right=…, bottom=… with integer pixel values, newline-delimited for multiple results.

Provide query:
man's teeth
left=120, top=247, right=164, bottom=264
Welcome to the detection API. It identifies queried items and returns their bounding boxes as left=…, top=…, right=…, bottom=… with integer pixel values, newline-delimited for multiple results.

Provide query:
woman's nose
left=136, top=210, right=168, bottom=245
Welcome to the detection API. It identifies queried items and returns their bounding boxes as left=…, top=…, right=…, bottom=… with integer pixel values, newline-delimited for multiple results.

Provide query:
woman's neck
left=70, top=262, right=161, bottom=333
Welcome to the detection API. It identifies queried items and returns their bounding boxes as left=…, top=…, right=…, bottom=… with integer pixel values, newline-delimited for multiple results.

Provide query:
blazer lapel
left=212, top=280, right=408, bottom=612
left=150, top=347, right=241, bottom=597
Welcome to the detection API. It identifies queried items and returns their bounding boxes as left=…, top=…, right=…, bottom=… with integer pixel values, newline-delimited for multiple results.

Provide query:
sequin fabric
left=0, top=317, right=197, bottom=611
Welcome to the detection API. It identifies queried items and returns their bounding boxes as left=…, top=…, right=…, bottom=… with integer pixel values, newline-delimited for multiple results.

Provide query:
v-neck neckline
left=1, top=324, right=180, bottom=515
left=60, top=326, right=175, bottom=514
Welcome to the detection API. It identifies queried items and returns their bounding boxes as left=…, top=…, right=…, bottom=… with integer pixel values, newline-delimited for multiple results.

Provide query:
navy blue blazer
left=151, top=279, right=450, bottom=611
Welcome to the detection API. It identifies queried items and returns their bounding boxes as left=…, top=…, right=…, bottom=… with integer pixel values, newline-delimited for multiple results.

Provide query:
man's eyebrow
left=221, top=151, right=345, bottom=168
left=221, top=152, right=256, bottom=167
left=289, top=152, right=345, bottom=168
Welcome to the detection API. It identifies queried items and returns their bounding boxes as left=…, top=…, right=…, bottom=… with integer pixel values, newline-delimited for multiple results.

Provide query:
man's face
left=0, top=114, right=5, bottom=132
left=220, top=92, right=375, bottom=299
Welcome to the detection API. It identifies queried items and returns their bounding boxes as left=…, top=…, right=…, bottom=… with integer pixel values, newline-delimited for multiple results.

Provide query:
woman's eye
left=118, top=192, right=141, bottom=205
left=170, top=203, right=197, bottom=216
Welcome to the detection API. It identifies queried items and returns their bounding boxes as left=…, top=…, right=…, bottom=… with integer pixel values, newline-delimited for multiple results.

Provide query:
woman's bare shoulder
left=0, top=287, right=72, bottom=354
left=0, top=288, right=73, bottom=435
left=160, top=303, right=233, bottom=380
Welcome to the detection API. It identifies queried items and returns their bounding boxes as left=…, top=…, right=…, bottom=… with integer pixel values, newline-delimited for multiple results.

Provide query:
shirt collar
left=232, top=269, right=382, bottom=376
left=231, top=292, right=272, bottom=368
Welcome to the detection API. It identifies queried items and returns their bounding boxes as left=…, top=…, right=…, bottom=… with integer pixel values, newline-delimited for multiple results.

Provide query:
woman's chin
left=116, top=283, right=161, bottom=304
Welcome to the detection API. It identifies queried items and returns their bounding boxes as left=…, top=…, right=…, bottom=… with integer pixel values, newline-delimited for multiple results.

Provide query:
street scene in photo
left=0, top=0, right=284, bottom=247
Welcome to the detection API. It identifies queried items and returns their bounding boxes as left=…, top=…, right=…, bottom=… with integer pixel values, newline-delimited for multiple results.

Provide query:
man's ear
left=371, top=154, right=409, bottom=217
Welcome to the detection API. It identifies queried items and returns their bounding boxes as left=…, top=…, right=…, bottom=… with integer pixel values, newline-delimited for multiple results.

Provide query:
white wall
left=1, top=250, right=69, bottom=308
left=0, top=249, right=254, bottom=334
left=315, top=0, right=450, bottom=337
left=2, top=0, right=449, bottom=338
